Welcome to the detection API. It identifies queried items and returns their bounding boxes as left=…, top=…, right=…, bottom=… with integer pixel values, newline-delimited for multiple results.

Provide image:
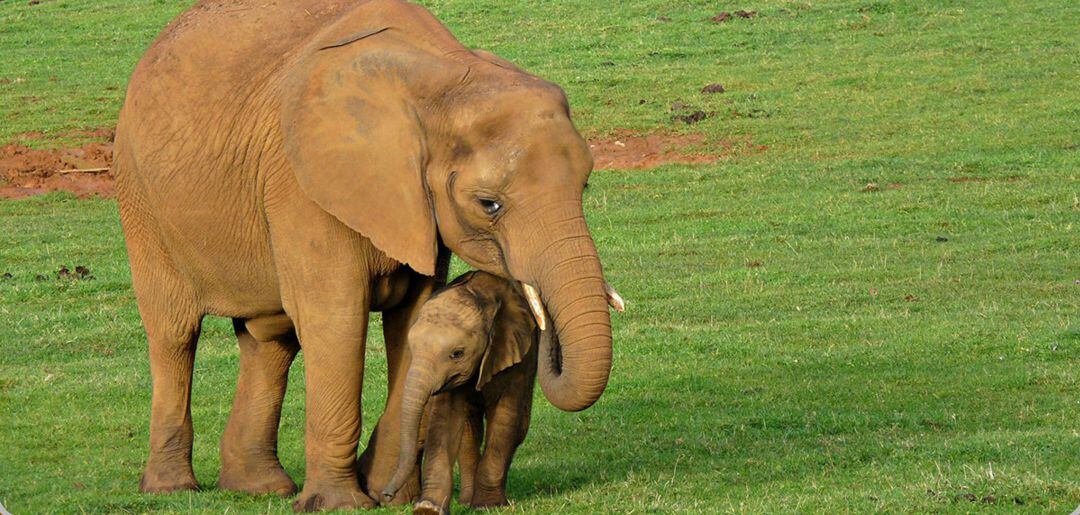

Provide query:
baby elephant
left=382, top=271, right=541, bottom=513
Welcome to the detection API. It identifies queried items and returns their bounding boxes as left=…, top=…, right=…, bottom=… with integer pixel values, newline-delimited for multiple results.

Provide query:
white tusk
left=604, top=282, right=625, bottom=313
left=521, top=283, right=547, bottom=331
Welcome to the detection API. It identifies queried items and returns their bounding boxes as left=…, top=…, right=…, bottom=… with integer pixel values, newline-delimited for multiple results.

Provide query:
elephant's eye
left=449, top=349, right=465, bottom=360
left=478, top=198, right=502, bottom=216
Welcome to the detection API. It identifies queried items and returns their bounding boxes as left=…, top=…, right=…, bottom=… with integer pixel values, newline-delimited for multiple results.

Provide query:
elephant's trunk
left=380, top=360, right=434, bottom=502
left=513, top=199, right=613, bottom=412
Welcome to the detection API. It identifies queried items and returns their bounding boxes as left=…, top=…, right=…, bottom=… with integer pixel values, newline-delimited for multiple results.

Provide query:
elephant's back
left=117, top=0, right=353, bottom=175
left=133, top=0, right=352, bottom=85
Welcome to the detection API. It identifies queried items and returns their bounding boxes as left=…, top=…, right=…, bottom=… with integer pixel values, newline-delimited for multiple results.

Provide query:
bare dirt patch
left=590, top=131, right=763, bottom=170
left=1, top=128, right=757, bottom=199
left=0, top=128, right=115, bottom=199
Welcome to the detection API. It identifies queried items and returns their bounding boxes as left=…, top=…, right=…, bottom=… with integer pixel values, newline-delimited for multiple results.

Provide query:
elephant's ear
left=279, top=32, right=437, bottom=275
left=476, top=294, right=535, bottom=391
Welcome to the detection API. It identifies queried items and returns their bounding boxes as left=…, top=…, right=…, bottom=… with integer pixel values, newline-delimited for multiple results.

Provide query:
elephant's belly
left=196, top=257, right=284, bottom=319
left=180, top=238, right=282, bottom=318
left=152, top=187, right=283, bottom=318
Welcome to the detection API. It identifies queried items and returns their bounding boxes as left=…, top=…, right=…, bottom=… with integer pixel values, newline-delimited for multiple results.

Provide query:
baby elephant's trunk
left=381, top=362, right=434, bottom=502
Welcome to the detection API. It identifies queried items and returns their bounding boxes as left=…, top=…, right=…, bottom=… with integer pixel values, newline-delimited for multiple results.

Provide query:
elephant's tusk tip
left=604, top=282, right=625, bottom=313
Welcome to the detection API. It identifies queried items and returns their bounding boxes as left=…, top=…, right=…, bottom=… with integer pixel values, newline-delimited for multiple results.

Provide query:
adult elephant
left=115, top=0, right=617, bottom=511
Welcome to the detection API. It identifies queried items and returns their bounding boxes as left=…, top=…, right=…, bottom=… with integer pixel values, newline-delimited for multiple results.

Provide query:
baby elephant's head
left=382, top=271, right=536, bottom=501
left=408, top=270, right=536, bottom=394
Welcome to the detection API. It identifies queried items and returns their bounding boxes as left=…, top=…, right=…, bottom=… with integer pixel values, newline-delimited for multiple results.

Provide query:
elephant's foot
left=467, top=488, right=508, bottom=509
left=292, top=482, right=375, bottom=512
left=413, top=499, right=447, bottom=515
left=140, top=459, right=198, bottom=494
left=219, top=458, right=297, bottom=496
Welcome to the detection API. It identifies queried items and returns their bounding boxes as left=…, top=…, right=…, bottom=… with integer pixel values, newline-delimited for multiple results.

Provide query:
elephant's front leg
left=415, top=390, right=467, bottom=515
left=359, top=272, right=442, bottom=505
left=456, top=397, right=484, bottom=506
left=268, top=214, right=378, bottom=511
left=470, top=358, right=537, bottom=508
left=290, top=302, right=373, bottom=512
left=219, top=315, right=299, bottom=496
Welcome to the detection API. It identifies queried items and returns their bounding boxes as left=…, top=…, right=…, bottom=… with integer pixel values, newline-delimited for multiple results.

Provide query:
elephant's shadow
left=498, top=377, right=738, bottom=503
left=495, top=362, right=852, bottom=504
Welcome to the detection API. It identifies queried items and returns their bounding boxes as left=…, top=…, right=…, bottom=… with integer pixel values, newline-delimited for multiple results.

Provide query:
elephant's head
left=380, top=271, right=534, bottom=499
left=280, top=1, right=623, bottom=413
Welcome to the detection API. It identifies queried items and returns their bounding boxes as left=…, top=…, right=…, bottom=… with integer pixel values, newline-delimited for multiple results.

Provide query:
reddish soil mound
left=0, top=128, right=754, bottom=200
left=0, top=129, right=115, bottom=200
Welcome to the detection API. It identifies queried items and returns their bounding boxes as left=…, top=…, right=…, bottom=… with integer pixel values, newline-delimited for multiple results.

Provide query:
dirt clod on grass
left=861, top=182, right=902, bottom=192
left=670, top=102, right=712, bottom=124
left=0, top=128, right=115, bottom=199
left=674, top=110, right=709, bottom=124
left=2, top=127, right=759, bottom=198
left=57, top=265, right=95, bottom=280
left=701, top=83, right=726, bottom=94
left=710, top=10, right=756, bottom=23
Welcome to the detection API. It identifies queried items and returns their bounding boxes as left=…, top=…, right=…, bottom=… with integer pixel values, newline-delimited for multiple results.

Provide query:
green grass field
left=1, top=0, right=1078, bottom=513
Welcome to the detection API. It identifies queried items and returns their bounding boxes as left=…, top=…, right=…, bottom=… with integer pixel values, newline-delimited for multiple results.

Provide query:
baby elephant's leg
left=416, top=391, right=467, bottom=515
left=470, top=366, right=536, bottom=508
left=456, top=393, right=485, bottom=506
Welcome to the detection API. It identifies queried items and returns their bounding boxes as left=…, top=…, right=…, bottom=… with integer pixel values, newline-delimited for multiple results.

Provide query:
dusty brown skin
left=380, top=272, right=539, bottom=514
left=115, top=0, right=613, bottom=511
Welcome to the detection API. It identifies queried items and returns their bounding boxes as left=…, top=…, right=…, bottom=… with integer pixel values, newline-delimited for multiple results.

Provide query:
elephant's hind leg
left=133, top=273, right=203, bottom=494
left=122, top=195, right=205, bottom=494
left=219, top=315, right=299, bottom=496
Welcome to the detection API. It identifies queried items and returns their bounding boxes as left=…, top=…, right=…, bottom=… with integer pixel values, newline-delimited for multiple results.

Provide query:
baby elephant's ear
left=476, top=298, right=535, bottom=390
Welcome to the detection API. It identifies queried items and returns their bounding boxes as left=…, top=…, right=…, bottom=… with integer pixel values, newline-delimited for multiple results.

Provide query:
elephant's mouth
left=435, top=374, right=466, bottom=394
